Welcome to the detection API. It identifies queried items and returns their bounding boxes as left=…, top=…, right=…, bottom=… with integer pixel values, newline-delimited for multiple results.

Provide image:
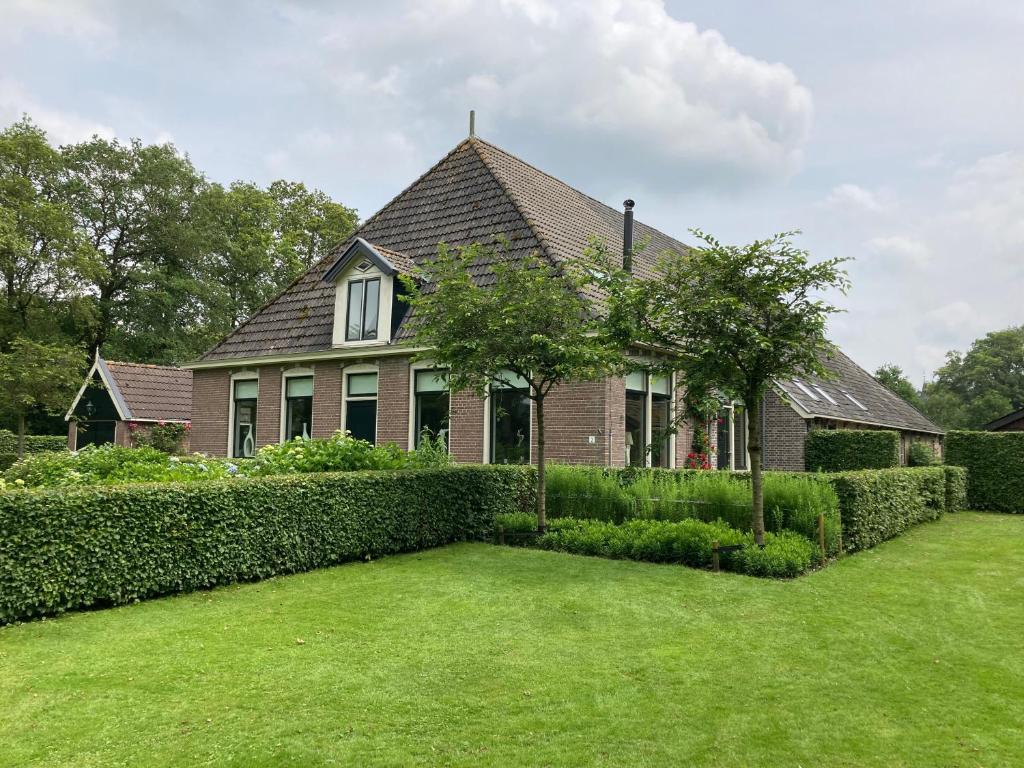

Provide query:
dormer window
left=346, top=278, right=380, bottom=341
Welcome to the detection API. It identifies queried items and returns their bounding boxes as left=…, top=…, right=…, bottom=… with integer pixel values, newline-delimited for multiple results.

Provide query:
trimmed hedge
left=946, top=430, right=1024, bottom=513
left=826, top=467, right=946, bottom=552
left=0, top=465, right=535, bottom=624
left=0, top=429, right=66, bottom=454
left=805, top=429, right=899, bottom=471
left=526, top=517, right=818, bottom=578
left=943, top=465, right=968, bottom=514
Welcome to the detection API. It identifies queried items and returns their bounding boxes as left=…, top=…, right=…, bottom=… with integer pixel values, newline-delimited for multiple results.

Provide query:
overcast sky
left=3, top=0, right=1022, bottom=379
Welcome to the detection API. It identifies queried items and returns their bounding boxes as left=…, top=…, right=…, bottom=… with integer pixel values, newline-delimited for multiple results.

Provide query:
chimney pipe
left=622, top=199, right=635, bottom=273
left=469, top=110, right=476, bottom=138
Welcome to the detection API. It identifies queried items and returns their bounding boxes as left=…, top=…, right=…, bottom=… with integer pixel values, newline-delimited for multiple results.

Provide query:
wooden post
left=817, top=513, right=826, bottom=559
left=712, top=540, right=720, bottom=573
left=499, top=529, right=505, bottom=546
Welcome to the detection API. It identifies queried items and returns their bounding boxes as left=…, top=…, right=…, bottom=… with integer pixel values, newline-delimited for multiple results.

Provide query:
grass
left=2, top=512, right=1022, bottom=767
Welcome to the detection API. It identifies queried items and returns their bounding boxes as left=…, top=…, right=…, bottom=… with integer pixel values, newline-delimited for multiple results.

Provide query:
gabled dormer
left=322, top=238, right=414, bottom=347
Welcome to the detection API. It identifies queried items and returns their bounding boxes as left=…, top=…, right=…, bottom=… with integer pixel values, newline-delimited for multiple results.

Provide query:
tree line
left=875, top=325, right=1024, bottom=429
left=0, top=116, right=357, bottom=365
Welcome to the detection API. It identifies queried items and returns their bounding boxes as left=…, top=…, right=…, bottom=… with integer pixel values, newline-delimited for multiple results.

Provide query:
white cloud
left=823, top=183, right=884, bottom=213
left=0, top=78, right=115, bottom=144
left=865, top=235, right=930, bottom=268
left=0, top=0, right=115, bottom=52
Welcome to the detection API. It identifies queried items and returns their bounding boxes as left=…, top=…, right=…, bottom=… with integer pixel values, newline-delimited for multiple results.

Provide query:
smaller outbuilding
left=983, top=407, right=1024, bottom=432
left=65, top=353, right=192, bottom=450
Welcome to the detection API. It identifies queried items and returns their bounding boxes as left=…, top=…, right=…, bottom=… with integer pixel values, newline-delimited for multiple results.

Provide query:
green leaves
left=804, top=430, right=901, bottom=472
left=946, top=431, right=1024, bottom=512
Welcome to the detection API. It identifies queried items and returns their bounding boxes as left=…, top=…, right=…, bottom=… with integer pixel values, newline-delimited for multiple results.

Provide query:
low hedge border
left=805, top=429, right=900, bottom=472
left=496, top=514, right=818, bottom=578
left=0, top=465, right=536, bottom=624
left=946, top=430, right=1024, bottom=513
left=0, top=430, right=66, bottom=455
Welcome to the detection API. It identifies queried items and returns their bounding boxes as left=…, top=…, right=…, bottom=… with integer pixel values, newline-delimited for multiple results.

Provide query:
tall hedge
left=945, top=430, right=1024, bottom=512
left=805, top=429, right=900, bottom=472
left=942, top=465, right=968, bottom=514
left=0, top=429, right=67, bottom=454
left=826, top=467, right=946, bottom=551
left=0, top=465, right=535, bottom=624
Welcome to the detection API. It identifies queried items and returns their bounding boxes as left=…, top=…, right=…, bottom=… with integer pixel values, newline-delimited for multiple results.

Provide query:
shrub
left=531, top=517, right=817, bottom=577
left=0, top=465, right=535, bottom=623
left=0, top=429, right=66, bottom=454
left=945, top=431, right=1024, bottom=513
left=545, top=465, right=841, bottom=555
left=0, top=453, right=16, bottom=471
left=907, top=441, right=938, bottom=467
left=943, top=465, right=967, bottom=514
left=805, top=429, right=899, bottom=471
left=246, top=431, right=452, bottom=476
left=826, top=467, right=946, bottom=551
left=132, top=422, right=190, bottom=454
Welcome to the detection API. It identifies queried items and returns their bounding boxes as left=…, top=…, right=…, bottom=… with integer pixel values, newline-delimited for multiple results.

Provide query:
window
left=733, top=404, right=748, bottom=470
left=414, top=369, right=450, bottom=448
left=232, top=379, right=258, bottom=458
left=793, top=379, right=819, bottom=400
left=625, top=372, right=647, bottom=467
left=284, top=376, right=313, bottom=441
left=490, top=371, right=530, bottom=464
left=345, top=372, right=378, bottom=443
left=843, top=391, right=869, bottom=410
left=716, top=406, right=732, bottom=470
left=345, top=278, right=380, bottom=341
left=814, top=385, right=838, bottom=405
left=650, top=374, right=672, bottom=468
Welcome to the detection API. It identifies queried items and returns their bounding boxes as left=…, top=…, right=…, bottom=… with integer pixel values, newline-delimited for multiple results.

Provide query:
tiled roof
left=198, top=137, right=688, bottom=361
left=105, top=361, right=192, bottom=422
left=776, top=349, right=942, bottom=434
left=983, top=407, right=1024, bottom=431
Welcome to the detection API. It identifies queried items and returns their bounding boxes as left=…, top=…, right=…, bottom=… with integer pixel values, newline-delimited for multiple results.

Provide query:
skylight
left=843, top=391, right=868, bottom=410
left=792, top=380, right=818, bottom=400
left=814, top=386, right=838, bottom=404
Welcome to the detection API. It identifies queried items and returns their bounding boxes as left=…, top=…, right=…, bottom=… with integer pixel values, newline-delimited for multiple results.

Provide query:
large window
left=284, top=376, right=313, bottom=441
left=345, top=278, right=380, bottom=341
left=490, top=372, right=530, bottom=464
left=716, top=402, right=748, bottom=471
left=651, top=375, right=672, bottom=468
left=345, top=372, right=378, bottom=444
left=232, top=379, right=258, bottom=458
left=625, top=372, right=647, bottom=467
left=414, top=369, right=449, bottom=448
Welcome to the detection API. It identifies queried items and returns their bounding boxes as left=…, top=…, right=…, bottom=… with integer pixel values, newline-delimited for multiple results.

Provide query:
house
left=983, top=407, right=1024, bottom=432
left=186, top=133, right=941, bottom=469
left=66, top=353, right=192, bottom=450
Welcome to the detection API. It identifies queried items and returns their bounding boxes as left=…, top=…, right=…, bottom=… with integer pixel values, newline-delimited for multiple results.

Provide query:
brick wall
left=255, top=366, right=282, bottom=449
left=450, top=389, right=485, bottom=462
left=375, top=356, right=411, bottom=448
left=190, top=368, right=230, bottom=455
left=762, top=389, right=808, bottom=471
left=537, top=379, right=608, bottom=465
left=312, top=363, right=342, bottom=438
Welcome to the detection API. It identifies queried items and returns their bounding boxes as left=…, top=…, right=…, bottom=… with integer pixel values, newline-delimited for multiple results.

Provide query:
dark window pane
left=491, top=388, right=530, bottom=464
left=734, top=406, right=748, bottom=470
left=286, top=396, right=313, bottom=440
left=362, top=278, right=380, bottom=340
left=346, top=281, right=363, bottom=341
left=651, top=393, right=671, bottom=468
left=717, top=409, right=731, bottom=469
left=415, top=391, right=450, bottom=447
left=625, top=390, right=646, bottom=467
left=233, top=399, right=257, bottom=458
left=346, top=399, right=377, bottom=444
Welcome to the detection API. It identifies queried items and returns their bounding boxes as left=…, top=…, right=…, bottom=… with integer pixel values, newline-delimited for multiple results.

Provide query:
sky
left=2, top=0, right=1022, bottom=380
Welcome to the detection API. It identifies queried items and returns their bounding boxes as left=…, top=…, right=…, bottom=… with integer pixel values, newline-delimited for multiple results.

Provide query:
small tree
left=0, top=338, right=86, bottom=457
left=401, top=240, right=625, bottom=531
left=604, top=230, right=848, bottom=545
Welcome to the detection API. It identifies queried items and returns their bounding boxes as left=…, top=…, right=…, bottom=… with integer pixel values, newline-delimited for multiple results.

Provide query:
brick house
left=186, top=134, right=941, bottom=470
left=983, top=407, right=1024, bottom=432
left=66, top=353, right=192, bottom=450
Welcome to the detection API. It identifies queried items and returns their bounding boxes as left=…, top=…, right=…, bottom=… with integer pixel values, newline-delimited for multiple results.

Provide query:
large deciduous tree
left=401, top=240, right=625, bottom=531
left=0, top=338, right=86, bottom=456
left=874, top=364, right=925, bottom=410
left=604, top=230, right=848, bottom=545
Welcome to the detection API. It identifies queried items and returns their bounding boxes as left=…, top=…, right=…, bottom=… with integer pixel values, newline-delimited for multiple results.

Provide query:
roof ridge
left=106, top=360, right=189, bottom=371
left=197, top=139, right=477, bottom=363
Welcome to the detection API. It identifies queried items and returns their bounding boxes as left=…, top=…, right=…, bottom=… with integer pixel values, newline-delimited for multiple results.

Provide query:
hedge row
left=496, top=514, right=818, bottom=578
left=943, top=465, right=968, bottom=514
left=0, top=430, right=67, bottom=455
left=826, top=467, right=946, bottom=552
left=805, top=429, right=899, bottom=471
left=0, top=465, right=536, bottom=624
left=945, top=430, right=1024, bottom=512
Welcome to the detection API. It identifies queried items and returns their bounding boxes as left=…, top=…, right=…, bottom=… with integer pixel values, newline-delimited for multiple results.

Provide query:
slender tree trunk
left=535, top=393, right=547, bottom=533
left=747, top=395, right=765, bottom=546
left=17, top=411, right=26, bottom=460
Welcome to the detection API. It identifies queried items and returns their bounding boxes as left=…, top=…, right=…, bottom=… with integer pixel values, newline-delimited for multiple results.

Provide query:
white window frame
left=280, top=367, right=315, bottom=443
left=227, top=371, right=259, bottom=458
left=341, top=363, right=379, bottom=444
left=625, top=371, right=678, bottom=469
left=331, top=260, right=394, bottom=348
left=408, top=361, right=451, bottom=452
left=483, top=371, right=533, bottom=465
left=718, top=400, right=752, bottom=472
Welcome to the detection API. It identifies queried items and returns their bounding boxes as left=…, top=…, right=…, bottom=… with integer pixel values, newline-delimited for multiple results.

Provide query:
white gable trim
left=64, top=354, right=131, bottom=422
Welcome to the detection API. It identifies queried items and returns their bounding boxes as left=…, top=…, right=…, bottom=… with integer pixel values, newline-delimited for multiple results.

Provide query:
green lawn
left=2, top=512, right=1022, bottom=767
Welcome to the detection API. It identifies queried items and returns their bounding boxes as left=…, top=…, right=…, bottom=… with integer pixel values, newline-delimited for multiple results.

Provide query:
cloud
left=0, top=0, right=115, bottom=52
left=865, top=235, right=930, bottom=268
left=0, top=78, right=115, bottom=144
left=299, top=0, right=813, bottom=190
left=823, top=183, right=884, bottom=213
